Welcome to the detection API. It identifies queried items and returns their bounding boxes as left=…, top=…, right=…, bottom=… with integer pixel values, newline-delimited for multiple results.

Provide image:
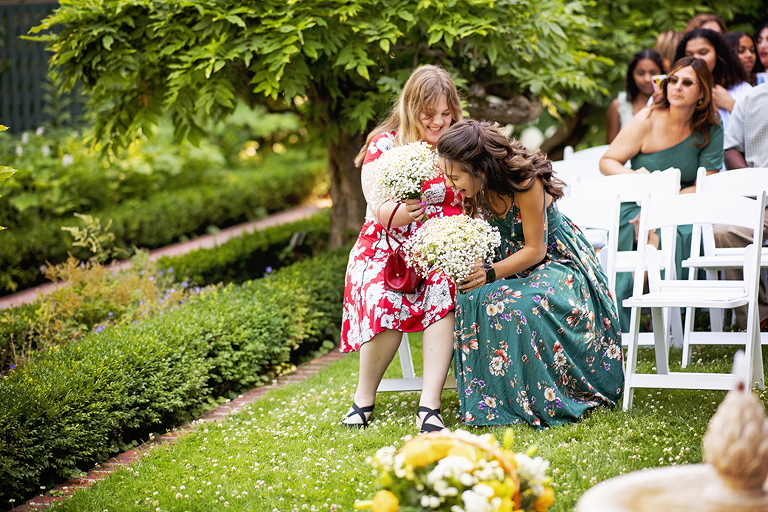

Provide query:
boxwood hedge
left=0, top=150, right=326, bottom=294
left=0, top=248, right=349, bottom=503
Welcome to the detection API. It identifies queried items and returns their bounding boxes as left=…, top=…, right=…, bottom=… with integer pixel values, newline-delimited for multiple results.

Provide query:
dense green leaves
left=33, top=0, right=610, bottom=150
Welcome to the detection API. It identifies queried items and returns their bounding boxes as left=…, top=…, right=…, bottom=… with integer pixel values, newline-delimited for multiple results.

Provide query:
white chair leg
left=681, top=305, right=696, bottom=368
left=398, top=332, right=416, bottom=379
left=706, top=269, right=723, bottom=333
left=623, top=307, right=642, bottom=411
left=651, top=307, right=669, bottom=375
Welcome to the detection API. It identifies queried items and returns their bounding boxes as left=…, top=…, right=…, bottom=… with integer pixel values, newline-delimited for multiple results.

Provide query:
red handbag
left=379, top=203, right=424, bottom=293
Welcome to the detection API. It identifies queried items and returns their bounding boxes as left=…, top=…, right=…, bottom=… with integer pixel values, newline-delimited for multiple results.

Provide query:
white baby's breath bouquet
left=355, top=429, right=555, bottom=512
left=403, top=215, right=501, bottom=284
left=367, top=141, right=439, bottom=207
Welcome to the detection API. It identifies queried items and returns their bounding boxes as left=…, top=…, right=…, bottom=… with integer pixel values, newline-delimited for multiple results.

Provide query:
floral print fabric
left=454, top=199, right=624, bottom=428
left=340, top=132, right=463, bottom=352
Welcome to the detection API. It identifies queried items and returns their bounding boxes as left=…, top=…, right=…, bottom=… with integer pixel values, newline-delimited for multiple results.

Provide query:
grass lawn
left=44, top=332, right=767, bottom=512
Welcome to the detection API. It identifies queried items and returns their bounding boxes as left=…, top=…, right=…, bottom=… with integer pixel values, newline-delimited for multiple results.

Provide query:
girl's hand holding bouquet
left=403, top=214, right=501, bottom=288
left=367, top=141, right=440, bottom=213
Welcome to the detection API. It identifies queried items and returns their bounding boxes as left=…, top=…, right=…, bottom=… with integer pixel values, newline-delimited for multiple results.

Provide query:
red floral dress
left=340, top=132, right=462, bottom=352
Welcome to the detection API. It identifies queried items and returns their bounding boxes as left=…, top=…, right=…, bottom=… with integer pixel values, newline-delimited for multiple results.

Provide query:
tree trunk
left=327, top=130, right=367, bottom=248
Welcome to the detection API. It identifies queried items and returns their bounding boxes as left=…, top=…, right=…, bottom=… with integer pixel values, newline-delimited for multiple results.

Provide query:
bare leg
left=417, top=313, right=455, bottom=430
left=341, top=328, right=402, bottom=426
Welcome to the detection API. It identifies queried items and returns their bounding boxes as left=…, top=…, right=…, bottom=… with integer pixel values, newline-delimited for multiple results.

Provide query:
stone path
left=13, top=349, right=348, bottom=511
left=0, top=200, right=330, bottom=311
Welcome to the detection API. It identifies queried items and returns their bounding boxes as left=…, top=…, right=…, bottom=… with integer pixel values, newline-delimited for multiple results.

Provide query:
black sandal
left=341, top=402, right=375, bottom=429
left=416, top=406, right=446, bottom=434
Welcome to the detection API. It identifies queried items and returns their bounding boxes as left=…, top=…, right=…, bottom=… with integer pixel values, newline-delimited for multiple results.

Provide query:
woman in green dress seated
left=599, top=56, right=724, bottom=333
left=436, top=120, right=624, bottom=428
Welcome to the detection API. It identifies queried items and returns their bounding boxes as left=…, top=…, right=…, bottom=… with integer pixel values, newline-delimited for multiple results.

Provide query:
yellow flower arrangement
left=354, top=429, right=554, bottom=512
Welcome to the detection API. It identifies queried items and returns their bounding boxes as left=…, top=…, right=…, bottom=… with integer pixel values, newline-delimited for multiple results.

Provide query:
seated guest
left=606, top=49, right=665, bottom=144
left=599, top=56, right=724, bottom=334
left=655, top=30, right=683, bottom=73
left=676, top=28, right=752, bottom=131
left=437, top=120, right=624, bottom=429
left=713, top=83, right=768, bottom=330
left=684, top=13, right=727, bottom=34
left=725, top=31, right=757, bottom=85
left=755, top=22, right=768, bottom=75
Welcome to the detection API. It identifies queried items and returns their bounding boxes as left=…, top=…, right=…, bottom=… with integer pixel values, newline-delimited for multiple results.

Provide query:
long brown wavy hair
left=436, top=120, right=564, bottom=218
left=354, top=65, right=463, bottom=167
left=653, top=56, right=720, bottom=148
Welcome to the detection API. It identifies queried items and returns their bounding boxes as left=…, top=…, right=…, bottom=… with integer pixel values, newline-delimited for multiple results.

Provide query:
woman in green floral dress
left=436, top=120, right=624, bottom=428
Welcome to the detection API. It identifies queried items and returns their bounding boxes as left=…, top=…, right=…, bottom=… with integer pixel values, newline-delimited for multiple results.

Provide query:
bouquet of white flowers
left=354, top=429, right=555, bottom=512
left=403, top=215, right=501, bottom=284
left=366, top=141, right=440, bottom=207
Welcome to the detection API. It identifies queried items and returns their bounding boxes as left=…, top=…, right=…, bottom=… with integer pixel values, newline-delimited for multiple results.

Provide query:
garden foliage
left=0, top=248, right=348, bottom=503
left=0, top=150, right=325, bottom=293
left=0, top=211, right=331, bottom=374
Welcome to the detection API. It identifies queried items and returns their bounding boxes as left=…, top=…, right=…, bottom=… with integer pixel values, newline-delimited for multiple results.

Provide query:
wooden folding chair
left=622, top=192, right=766, bottom=410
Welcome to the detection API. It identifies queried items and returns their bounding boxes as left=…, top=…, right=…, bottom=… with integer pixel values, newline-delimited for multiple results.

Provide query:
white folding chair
left=551, top=160, right=604, bottom=197
left=622, top=191, right=766, bottom=410
left=563, top=144, right=610, bottom=161
left=377, top=333, right=458, bottom=392
left=569, top=168, right=683, bottom=347
left=679, top=167, right=768, bottom=366
left=557, top=194, right=620, bottom=294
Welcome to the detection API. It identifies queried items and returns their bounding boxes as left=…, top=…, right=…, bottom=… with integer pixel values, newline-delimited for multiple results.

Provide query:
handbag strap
left=377, top=202, right=409, bottom=251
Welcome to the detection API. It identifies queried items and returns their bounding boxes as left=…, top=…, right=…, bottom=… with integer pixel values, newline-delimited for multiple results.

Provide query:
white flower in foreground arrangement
left=403, top=215, right=501, bottom=284
left=366, top=141, right=439, bottom=207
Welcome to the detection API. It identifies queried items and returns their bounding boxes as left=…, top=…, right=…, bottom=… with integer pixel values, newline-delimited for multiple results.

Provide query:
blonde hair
left=654, top=30, right=682, bottom=70
left=354, top=65, right=462, bottom=167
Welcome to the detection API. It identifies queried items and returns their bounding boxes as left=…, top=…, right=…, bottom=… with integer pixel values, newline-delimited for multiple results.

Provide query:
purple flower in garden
left=465, top=389, right=472, bottom=396
left=266, top=266, right=273, bottom=273
left=159, top=270, right=164, bottom=276
left=9, top=365, right=15, bottom=370
left=108, top=312, right=113, bottom=316
left=39, top=266, right=45, bottom=273
left=168, top=267, right=174, bottom=273
left=149, top=277, right=155, bottom=282
left=140, top=270, right=145, bottom=275
left=96, top=326, right=105, bottom=333
left=182, top=281, right=188, bottom=288
left=195, top=286, right=201, bottom=292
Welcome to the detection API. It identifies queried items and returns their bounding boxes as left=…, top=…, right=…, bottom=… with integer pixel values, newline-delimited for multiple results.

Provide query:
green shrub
left=156, top=209, right=330, bottom=286
left=0, top=248, right=349, bottom=503
left=0, top=150, right=326, bottom=293
left=0, top=211, right=332, bottom=372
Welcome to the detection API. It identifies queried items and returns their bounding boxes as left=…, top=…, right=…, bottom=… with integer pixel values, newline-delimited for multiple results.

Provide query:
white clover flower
left=21, top=132, right=29, bottom=144
left=62, top=154, right=74, bottom=167
left=403, top=215, right=501, bottom=283
left=514, top=452, right=550, bottom=496
left=41, top=145, right=50, bottom=157
left=366, top=141, right=439, bottom=207
left=36, top=126, right=45, bottom=137
left=15, top=145, right=22, bottom=157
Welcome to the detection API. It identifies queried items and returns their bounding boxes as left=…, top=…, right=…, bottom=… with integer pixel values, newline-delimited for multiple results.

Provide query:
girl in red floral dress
left=340, top=65, right=462, bottom=432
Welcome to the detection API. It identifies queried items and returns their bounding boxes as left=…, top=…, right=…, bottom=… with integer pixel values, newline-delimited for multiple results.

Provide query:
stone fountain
left=576, top=353, right=768, bottom=512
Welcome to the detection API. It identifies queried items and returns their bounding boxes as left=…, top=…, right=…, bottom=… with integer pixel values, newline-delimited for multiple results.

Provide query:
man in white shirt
left=713, top=83, right=768, bottom=329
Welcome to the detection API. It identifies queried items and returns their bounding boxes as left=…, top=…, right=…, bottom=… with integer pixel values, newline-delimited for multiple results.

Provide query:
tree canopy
left=32, top=0, right=765, bottom=243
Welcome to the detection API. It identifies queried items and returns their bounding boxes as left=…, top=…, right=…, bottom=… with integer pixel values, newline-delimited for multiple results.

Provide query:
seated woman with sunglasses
left=599, top=56, right=724, bottom=333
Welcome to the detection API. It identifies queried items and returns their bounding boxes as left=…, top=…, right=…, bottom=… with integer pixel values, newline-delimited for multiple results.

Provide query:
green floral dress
left=454, top=199, right=624, bottom=428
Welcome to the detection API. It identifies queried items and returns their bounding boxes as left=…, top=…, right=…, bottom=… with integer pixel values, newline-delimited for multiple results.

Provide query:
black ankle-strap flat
left=341, top=402, right=375, bottom=429
left=416, top=406, right=445, bottom=434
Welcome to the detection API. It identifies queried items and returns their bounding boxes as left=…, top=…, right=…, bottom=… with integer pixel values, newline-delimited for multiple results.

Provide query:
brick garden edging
left=12, top=349, right=348, bottom=511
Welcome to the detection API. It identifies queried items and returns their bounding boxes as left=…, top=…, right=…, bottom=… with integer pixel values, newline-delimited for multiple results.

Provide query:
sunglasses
left=667, top=76, right=698, bottom=88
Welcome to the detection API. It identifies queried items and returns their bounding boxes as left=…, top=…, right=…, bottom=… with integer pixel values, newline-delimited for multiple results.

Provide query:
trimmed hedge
left=0, top=248, right=349, bottom=503
left=0, top=151, right=326, bottom=294
left=0, top=211, right=332, bottom=374
left=156, top=209, right=331, bottom=287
